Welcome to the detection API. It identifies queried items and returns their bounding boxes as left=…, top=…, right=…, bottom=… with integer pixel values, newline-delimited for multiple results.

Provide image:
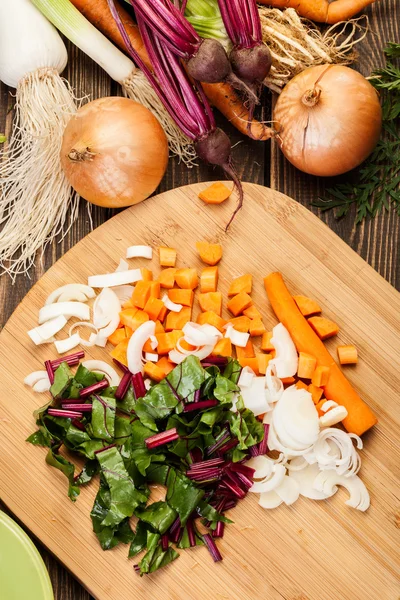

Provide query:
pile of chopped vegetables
left=25, top=238, right=377, bottom=575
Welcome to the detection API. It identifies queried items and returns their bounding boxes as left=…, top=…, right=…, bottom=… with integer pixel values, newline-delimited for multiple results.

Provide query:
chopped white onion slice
left=274, top=476, right=300, bottom=505
left=270, top=323, right=298, bottom=378
left=144, top=378, right=152, bottom=391
left=115, top=258, right=129, bottom=272
left=54, top=334, right=81, bottom=354
left=145, top=352, right=158, bottom=362
left=92, top=288, right=121, bottom=345
left=288, top=458, right=334, bottom=500
left=313, top=472, right=370, bottom=511
left=273, top=385, right=320, bottom=453
left=183, top=322, right=221, bottom=346
left=169, top=344, right=214, bottom=364
left=238, top=367, right=255, bottom=388
left=246, top=455, right=274, bottom=480
left=258, top=490, right=283, bottom=509
left=45, top=284, right=95, bottom=305
left=113, top=285, right=134, bottom=305
left=162, top=294, right=182, bottom=313
left=127, top=321, right=156, bottom=374
left=321, top=400, right=339, bottom=412
left=126, top=245, right=153, bottom=259
left=38, top=302, right=90, bottom=324
left=265, top=363, right=284, bottom=404
left=68, top=322, right=98, bottom=347
left=32, top=379, right=52, bottom=393
left=240, top=376, right=270, bottom=416
left=88, top=269, right=143, bottom=288
left=28, top=316, right=67, bottom=345
left=24, top=371, right=49, bottom=387
left=249, top=463, right=286, bottom=493
left=225, top=324, right=249, bottom=348
left=81, top=360, right=120, bottom=387
left=150, top=335, right=158, bottom=350
left=313, top=428, right=362, bottom=476
left=319, top=406, right=348, bottom=427
left=176, top=338, right=199, bottom=355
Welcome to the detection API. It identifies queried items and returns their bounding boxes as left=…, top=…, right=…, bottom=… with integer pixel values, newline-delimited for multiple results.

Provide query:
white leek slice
left=270, top=323, right=298, bottom=378
left=28, top=315, right=67, bottom=345
left=68, top=322, right=98, bottom=347
left=145, top=352, right=158, bottom=362
left=88, top=269, right=143, bottom=288
left=249, top=463, right=286, bottom=493
left=169, top=344, right=214, bottom=364
left=38, top=302, right=90, bottom=324
left=176, top=338, right=199, bottom=355
left=273, top=385, right=319, bottom=449
left=113, top=285, right=134, bottom=305
left=127, top=321, right=156, bottom=374
left=93, top=288, right=121, bottom=346
left=246, top=455, right=274, bottom=480
left=81, top=360, right=120, bottom=386
left=274, top=476, right=300, bottom=505
left=313, top=471, right=370, bottom=511
left=45, top=284, right=95, bottom=305
left=267, top=421, right=315, bottom=458
left=162, top=294, right=182, bottom=313
left=126, top=245, right=153, bottom=259
left=225, top=324, right=249, bottom=348
left=288, top=458, right=334, bottom=500
left=238, top=367, right=255, bottom=388
left=240, top=376, right=270, bottom=416
left=150, top=335, right=158, bottom=350
left=183, top=322, right=221, bottom=346
left=313, top=428, right=362, bottom=477
left=24, top=371, right=49, bottom=387
left=319, top=406, right=348, bottom=427
left=258, top=490, right=283, bottom=509
left=115, top=258, right=129, bottom=272
left=54, top=333, right=80, bottom=354
left=32, top=379, right=52, bottom=393
left=265, top=363, right=284, bottom=404
left=144, top=378, right=152, bottom=391
left=321, top=400, right=339, bottom=412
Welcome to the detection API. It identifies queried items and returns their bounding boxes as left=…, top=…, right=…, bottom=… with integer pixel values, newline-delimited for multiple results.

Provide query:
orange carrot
left=312, top=365, right=330, bottom=387
left=243, top=305, right=262, bottom=319
left=165, top=307, right=191, bottom=331
left=315, top=399, right=327, bottom=417
left=119, top=308, right=137, bottom=327
left=120, top=308, right=149, bottom=331
left=337, top=345, right=358, bottom=365
left=196, top=311, right=226, bottom=332
left=229, top=315, right=251, bottom=333
left=143, top=297, right=164, bottom=321
left=122, top=298, right=135, bottom=309
left=238, top=357, right=260, bottom=375
left=156, top=357, right=175, bottom=376
left=158, top=305, right=168, bottom=323
left=297, top=352, right=317, bottom=379
left=295, top=380, right=309, bottom=391
left=140, top=268, right=153, bottom=282
left=249, top=317, right=266, bottom=337
left=227, top=292, right=252, bottom=316
left=155, top=320, right=165, bottom=334
left=132, top=281, right=152, bottom=309
left=308, top=383, right=324, bottom=404
left=196, top=241, right=223, bottom=266
left=156, top=331, right=184, bottom=355
left=143, top=362, right=165, bottom=383
left=281, top=376, right=296, bottom=385
left=149, top=282, right=161, bottom=299
left=257, top=353, right=272, bottom=375
left=235, top=339, right=255, bottom=359
left=168, top=289, right=194, bottom=307
left=110, top=338, right=129, bottom=366
left=198, top=182, right=231, bottom=205
left=261, top=331, right=274, bottom=352
left=158, top=268, right=177, bottom=289
left=175, top=268, right=198, bottom=290
left=200, top=267, right=218, bottom=293
left=308, top=316, right=339, bottom=340
left=293, top=295, right=322, bottom=317
left=159, top=247, right=177, bottom=267
left=108, top=327, right=127, bottom=346
left=257, top=0, right=376, bottom=24
left=198, top=292, right=222, bottom=316
left=228, top=274, right=252, bottom=296
left=264, top=272, right=377, bottom=435
left=211, top=338, right=232, bottom=357
left=125, top=326, right=133, bottom=338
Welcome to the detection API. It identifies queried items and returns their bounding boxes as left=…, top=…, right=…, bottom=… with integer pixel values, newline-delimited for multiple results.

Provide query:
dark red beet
left=230, top=44, right=272, bottom=84
left=187, top=38, right=231, bottom=83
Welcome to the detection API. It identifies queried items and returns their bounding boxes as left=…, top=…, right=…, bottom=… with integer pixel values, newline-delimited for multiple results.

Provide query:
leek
left=185, top=0, right=231, bottom=50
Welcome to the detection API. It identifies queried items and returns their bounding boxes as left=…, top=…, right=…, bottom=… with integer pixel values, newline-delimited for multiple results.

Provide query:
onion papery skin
left=61, top=97, right=168, bottom=208
left=273, top=65, right=382, bottom=177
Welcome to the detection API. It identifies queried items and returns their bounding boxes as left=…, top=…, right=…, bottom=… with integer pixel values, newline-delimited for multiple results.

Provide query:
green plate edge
left=0, top=510, right=54, bottom=600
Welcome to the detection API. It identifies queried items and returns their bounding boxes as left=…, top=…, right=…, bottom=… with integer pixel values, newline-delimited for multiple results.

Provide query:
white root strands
left=122, top=70, right=197, bottom=167
left=259, top=8, right=368, bottom=92
left=0, top=68, right=83, bottom=279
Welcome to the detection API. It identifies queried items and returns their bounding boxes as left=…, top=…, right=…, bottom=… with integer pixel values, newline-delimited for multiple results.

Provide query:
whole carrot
left=264, top=272, right=378, bottom=436
left=257, top=0, right=377, bottom=24
left=71, top=0, right=273, bottom=141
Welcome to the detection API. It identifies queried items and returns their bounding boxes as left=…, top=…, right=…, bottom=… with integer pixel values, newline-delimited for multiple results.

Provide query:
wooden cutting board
left=0, top=183, right=399, bottom=600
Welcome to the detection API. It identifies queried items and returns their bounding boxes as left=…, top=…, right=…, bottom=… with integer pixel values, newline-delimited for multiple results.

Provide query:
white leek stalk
left=32, top=0, right=195, bottom=164
left=0, top=0, right=81, bottom=279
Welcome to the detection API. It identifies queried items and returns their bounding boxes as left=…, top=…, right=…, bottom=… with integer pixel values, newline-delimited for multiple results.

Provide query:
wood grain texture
left=0, top=183, right=400, bottom=600
left=0, top=1, right=398, bottom=597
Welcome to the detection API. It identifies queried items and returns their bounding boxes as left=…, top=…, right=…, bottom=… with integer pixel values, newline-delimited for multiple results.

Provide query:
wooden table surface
left=0, top=2, right=399, bottom=599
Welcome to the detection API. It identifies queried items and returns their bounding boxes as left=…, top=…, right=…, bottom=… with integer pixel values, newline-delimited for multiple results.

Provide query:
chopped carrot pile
left=175, top=268, right=198, bottom=290
left=198, top=182, right=231, bottom=204
left=196, top=241, right=223, bottom=266
left=308, top=316, right=339, bottom=340
left=312, top=365, right=330, bottom=387
left=159, top=247, right=177, bottom=267
left=297, top=352, right=317, bottom=379
left=158, top=268, right=177, bottom=289
left=236, top=339, right=255, bottom=359
left=211, top=338, right=232, bottom=357
left=200, top=267, right=218, bottom=293
left=228, top=274, right=252, bottom=296
left=197, top=311, right=226, bottom=332
left=168, top=288, right=194, bottom=307
left=293, top=295, right=322, bottom=317
left=337, top=345, right=358, bottom=365
left=198, top=292, right=222, bottom=316
left=229, top=315, right=251, bottom=332
left=227, top=292, right=252, bottom=316
left=308, top=383, right=324, bottom=404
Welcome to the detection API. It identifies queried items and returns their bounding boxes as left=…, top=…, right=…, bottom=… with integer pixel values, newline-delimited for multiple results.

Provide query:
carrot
left=168, top=289, right=194, bottom=307
left=158, top=268, right=177, bottom=289
left=211, top=338, right=232, bottom=357
left=132, top=281, right=152, bottom=309
left=337, top=345, right=358, bottom=365
left=228, top=315, right=251, bottom=333
left=235, top=339, right=255, bottom=359
left=155, top=320, right=165, bottom=334
left=293, top=295, right=322, bottom=317
left=198, top=292, right=222, bottom=316
left=175, top=268, right=198, bottom=290
left=312, top=365, right=330, bottom=387
left=143, top=297, right=164, bottom=321
left=119, top=308, right=137, bottom=327
left=238, top=357, right=260, bottom=375
left=156, top=331, right=184, bottom=355
left=149, top=282, right=161, bottom=299
left=295, top=380, right=309, bottom=391
left=200, top=267, right=218, bottom=293
left=249, top=317, right=266, bottom=337
left=156, top=356, right=175, bottom=377
left=264, top=272, right=377, bottom=435
left=308, top=383, right=324, bottom=404
left=257, top=353, right=272, bottom=375
left=308, top=316, right=339, bottom=340
left=110, top=338, right=129, bottom=367
left=125, top=326, right=133, bottom=338
left=198, top=182, right=231, bottom=205
left=261, top=331, right=274, bottom=352
left=143, top=337, right=155, bottom=353
left=141, top=268, right=153, bottom=282
left=158, top=305, right=168, bottom=323
left=143, top=362, right=165, bottom=383
left=297, top=352, right=317, bottom=379
left=165, top=307, right=191, bottom=331
left=227, top=292, right=252, bottom=316
left=159, top=247, right=177, bottom=268
left=120, top=308, right=149, bottom=331
left=196, top=241, right=223, bottom=266
left=243, top=305, right=261, bottom=319
left=281, top=376, right=296, bottom=385
left=257, top=0, right=377, bottom=24
left=108, top=327, right=127, bottom=346
left=197, top=311, right=226, bottom=332
left=315, top=399, right=327, bottom=417
left=122, top=298, right=135, bottom=309
left=228, top=274, right=252, bottom=296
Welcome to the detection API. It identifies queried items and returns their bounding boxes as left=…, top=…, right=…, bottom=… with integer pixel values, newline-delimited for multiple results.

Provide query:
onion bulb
left=61, top=97, right=168, bottom=208
left=273, top=65, right=382, bottom=177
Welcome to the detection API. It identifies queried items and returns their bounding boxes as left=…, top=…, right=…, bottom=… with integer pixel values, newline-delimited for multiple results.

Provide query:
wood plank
left=0, top=182, right=399, bottom=600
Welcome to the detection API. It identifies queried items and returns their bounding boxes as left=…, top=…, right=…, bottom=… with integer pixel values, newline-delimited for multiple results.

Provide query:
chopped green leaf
left=129, top=520, right=148, bottom=557
left=213, top=373, right=239, bottom=404
left=50, top=362, right=74, bottom=399
left=45, top=448, right=80, bottom=501
left=166, top=468, right=204, bottom=526
left=75, top=459, right=99, bottom=486
left=91, top=396, right=116, bottom=441
left=135, top=501, right=177, bottom=534
left=90, top=479, right=134, bottom=550
left=26, top=428, right=52, bottom=447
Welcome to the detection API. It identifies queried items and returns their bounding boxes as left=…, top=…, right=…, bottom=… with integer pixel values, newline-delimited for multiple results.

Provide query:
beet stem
left=80, top=379, right=109, bottom=398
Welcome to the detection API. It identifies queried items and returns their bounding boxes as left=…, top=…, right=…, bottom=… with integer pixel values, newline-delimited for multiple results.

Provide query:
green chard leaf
left=137, top=531, right=179, bottom=575
left=177, top=521, right=204, bottom=549
left=45, top=448, right=80, bottom=501
left=91, top=396, right=116, bottom=441
left=91, top=479, right=134, bottom=550
left=147, top=545, right=179, bottom=574
left=197, top=500, right=232, bottom=526
left=134, top=501, right=177, bottom=534
left=227, top=402, right=264, bottom=452
left=115, top=385, right=136, bottom=414
left=166, top=468, right=204, bottom=526
left=213, top=373, right=239, bottom=404
left=167, top=355, right=210, bottom=402
left=74, top=364, right=102, bottom=388
left=26, top=428, right=52, bottom=447
left=223, top=358, right=242, bottom=384
left=50, top=362, right=74, bottom=399
left=129, top=520, right=148, bottom=557
left=74, top=459, right=99, bottom=486
left=134, top=379, right=179, bottom=431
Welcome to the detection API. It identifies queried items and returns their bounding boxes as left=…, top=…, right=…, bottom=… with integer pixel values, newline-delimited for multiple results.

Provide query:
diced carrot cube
left=156, top=330, right=184, bottom=355
left=154, top=320, right=165, bottom=334
left=156, top=356, right=175, bottom=376
left=312, top=365, right=330, bottom=387
left=228, top=315, right=251, bottom=332
left=165, top=307, right=191, bottom=331
left=243, top=305, right=262, bottom=319
left=108, top=327, right=127, bottom=346
left=228, top=274, right=252, bottom=296
left=119, top=308, right=138, bottom=328
left=125, top=326, right=133, bottom=338
left=198, top=292, right=222, bottom=316
left=143, top=296, right=164, bottom=321
left=122, top=298, right=135, bottom=309
left=158, top=305, right=168, bottom=323
left=257, top=353, right=272, bottom=375
left=175, top=268, right=198, bottom=290
left=143, top=362, right=165, bottom=382
left=235, top=339, right=255, bottom=359
left=308, top=316, right=339, bottom=340
left=132, top=280, right=152, bottom=309
left=143, top=337, right=155, bottom=353
left=149, top=282, right=161, bottom=299
left=297, top=352, right=317, bottom=379
left=227, top=292, right=252, bottom=316
left=249, top=317, right=266, bottom=337
left=198, top=182, right=231, bottom=204
left=121, top=309, right=149, bottom=332
left=159, top=247, right=177, bottom=267
left=260, top=331, right=274, bottom=352
left=293, top=295, right=322, bottom=317
left=308, top=383, right=324, bottom=404
left=196, top=311, right=226, bottom=332
left=295, top=380, right=309, bottom=390
left=211, top=338, right=232, bottom=357
left=158, top=268, right=177, bottom=289
left=196, top=241, right=223, bottom=266
left=110, top=338, right=129, bottom=366
left=140, top=268, right=153, bottom=282
left=315, top=399, right=327, bottom=416
left=168, top=288, right=194, bottom=307
left=337, top=345, right=358, bottom=365
left=179, top=339, right=197, bottom=352
left=200, top=267, right=218, bottom=293
left=281, top=376, right=296, bottom=385
left=238, top=357, right=259, bottom=375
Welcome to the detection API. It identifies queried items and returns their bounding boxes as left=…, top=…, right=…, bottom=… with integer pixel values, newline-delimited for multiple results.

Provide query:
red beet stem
left=228, top=462, right=255, bottom=479
left=186, top=519, right=196, bottom=547
left=48, top=408, right=83, bottom=419
left=112, top=358, right=129, bottom=373
left=217, top=438, right=239, bottom=455
left=45, top=360, right=54, bottom=385
left=183, top=399, right=218, bottom=412
left=72, top=419, right=85, bottom=431
left=258, top=423, right=270, bottom=455
left=132, top=372, right=146, bottom=400
left=188, top=458, right=225, bottom=471
left=212, top=521, right=225, bottom=539
left=206, top=429, right=231, bottom=455
left=50, top=351, right=85, bottom=370
left=79, top=379, right=109, bottom=398
left=203, top=533, right=222, bottom=562
left=145, top=428, right=179, bottom=450
left=61, top=404, right=93, bottom=412
left=94, top=443, right=117, bottom=455
left=220, top=476, right=247, bottom=499
left=115, top=371, right=132, bottom=400
left=161, top=533, right=169, bottom=551
left=201, top=356, right=228, bottom=367
left=193, top=389, right=201, bottom=403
